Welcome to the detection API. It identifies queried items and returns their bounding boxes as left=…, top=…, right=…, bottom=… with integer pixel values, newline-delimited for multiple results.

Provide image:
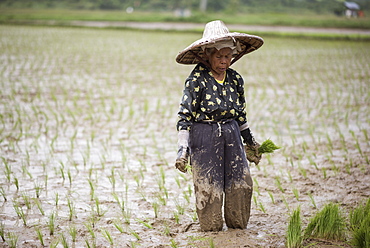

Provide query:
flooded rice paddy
left=0, top=25, right=369, bottom=247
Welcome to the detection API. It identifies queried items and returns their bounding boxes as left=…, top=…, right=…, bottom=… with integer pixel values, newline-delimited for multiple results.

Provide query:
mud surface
left=0, top=25, right=369, bottom=247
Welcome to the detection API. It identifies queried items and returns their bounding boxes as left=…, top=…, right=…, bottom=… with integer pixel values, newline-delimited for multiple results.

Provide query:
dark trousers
left=189, top=120, right=253, bottom=231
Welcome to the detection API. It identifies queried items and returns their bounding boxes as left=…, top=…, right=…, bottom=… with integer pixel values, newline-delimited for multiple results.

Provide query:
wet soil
left=0, top=24, right=369, bottom=248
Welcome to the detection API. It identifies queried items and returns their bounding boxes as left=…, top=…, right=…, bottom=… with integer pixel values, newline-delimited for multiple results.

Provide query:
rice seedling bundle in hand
left=244, top=139, right=280, bottom=165
left=258, top=139, right=281, bottom=154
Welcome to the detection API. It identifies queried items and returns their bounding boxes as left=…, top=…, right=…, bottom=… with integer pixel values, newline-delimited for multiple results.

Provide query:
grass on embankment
left=1, top=8, right=370, bottom=29
left=1, top=8, right=370, bottom=41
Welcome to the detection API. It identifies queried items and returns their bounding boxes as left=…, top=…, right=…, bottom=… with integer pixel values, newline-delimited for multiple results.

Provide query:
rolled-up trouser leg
left=223, top=121, right=253, bottom=229
left=190, top=122, right=224, bottom=232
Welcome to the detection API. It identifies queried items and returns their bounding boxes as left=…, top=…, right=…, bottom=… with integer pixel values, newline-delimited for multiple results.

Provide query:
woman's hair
left=205, top=47, right=217, bottom=57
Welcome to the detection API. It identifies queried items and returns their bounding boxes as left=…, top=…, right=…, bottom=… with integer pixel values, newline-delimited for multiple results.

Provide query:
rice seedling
left=163, top=222, right=171, bottom=236
left=49, top=237, right=60, bottom=248
left=136, top=218, right=153, bottom=229
left=170, top=239, right=178, bottom=248
left=122, top=208, right=132, bottom=225
left=34, top=198, right=45, bottom=215
left=349, top=198, right=370, bottom=248
left=21, top=164, right=33, bottom=179
left=192, top=210, right=198, bottom=222
left=67, top=197, right=75, bottom=221
left=275, top=177, right=285, bottom=193
left=129, top=227, right=141, bottom=240
left=48, top=211, right=56, bottom=235
left=304, top=202, right=346, bottom=241
left=152, top=201, right=160, bottom=218
left=67, top=169, right=72, bottom=187
left=298, top=164, right=307, bottom=179
left=286, top=206, right=303, bottom=248
left=258, top=201, right=266, bottom=213
left=59, top=162, right=66, bottom=183
left=175, top=199, right=185, bottom=215
left=13, top=177, right=19, bottom=191
left=13, top=201, right=27, bottom=226
left=0, top=186, right=7, bottom=201
left=209, top=237, right=215, bottom=248
left=258, top=139, right=280, bottom=154
left=253, top=194, right=258, bottom=207
left=112, top=192, right=125, bottom=213
left=113, top=220, right=125, bottom=233
left=88, top=179, right=95, bottom=201
left=182, top=189, right=191, bottom=204
left=175, top=177, right=181, bottom=188
left=6, top=232, right=18, bottom=248
left=60, top=233, right=69, bottom=248
left=21, top=192, right=32, bottom=209
left=307, top=155, right=318, bottom=170
left=108, top=167, right=116, bottom=191
left=101, top=228, right=114, bottom=246
left=321, top=167, right=327, bottom=179
left=292, top=188, right=300, bottom=201
left=94, top=196, right=106, bottom=217
left=173, top=210, right=180, bottom=224
left=35, top=227, right=45, bottom=246
left=2, top=157, right=12, bottom=183
left=267, top=190, right=275, bottom=204
left=83, top=223, right=95, bottom=242
left=68, top=225, right=77, bottom=243
left=0, top=222, right=5, bottom=242
left=55, top=192, right=59, bottom=206
left=88, top=210, right=99, bottom=228
left=130, top=241, right=139, bottom=248
left=282, top=195, right=290, bottom=211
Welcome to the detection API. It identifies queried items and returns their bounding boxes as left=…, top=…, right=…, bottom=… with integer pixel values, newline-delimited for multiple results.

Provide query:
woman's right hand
left=175, top=146, right=189, bottom=173
left=175, top=130, right=190, bottom=173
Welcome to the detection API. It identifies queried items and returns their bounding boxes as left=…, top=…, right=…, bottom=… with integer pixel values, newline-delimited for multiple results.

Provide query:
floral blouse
left=177, top=63, right=248, bottom=131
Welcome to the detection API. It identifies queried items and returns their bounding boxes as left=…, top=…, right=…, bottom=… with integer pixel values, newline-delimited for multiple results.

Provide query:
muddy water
left=0, top=25, right=369, bottom=247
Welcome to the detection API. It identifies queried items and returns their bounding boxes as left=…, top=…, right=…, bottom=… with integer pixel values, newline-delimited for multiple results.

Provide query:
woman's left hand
left=244, top=143, right=262, bottom=165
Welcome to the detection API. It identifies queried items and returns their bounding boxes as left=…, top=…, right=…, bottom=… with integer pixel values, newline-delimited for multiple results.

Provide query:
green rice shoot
left=258, top=139, right=281, bottom=154
left=304, top=202, right=346, bottom=241
left=286, top=206, right=303, bottom=248
left=349, top=198, right=370, bottom=248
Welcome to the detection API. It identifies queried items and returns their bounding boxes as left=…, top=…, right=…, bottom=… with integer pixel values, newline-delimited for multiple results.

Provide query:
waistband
left=197, top=119, right=235, bottom=125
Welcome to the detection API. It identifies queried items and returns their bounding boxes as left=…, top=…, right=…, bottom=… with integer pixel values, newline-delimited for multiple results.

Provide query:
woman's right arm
left=177, top=74, right=202, bottom=131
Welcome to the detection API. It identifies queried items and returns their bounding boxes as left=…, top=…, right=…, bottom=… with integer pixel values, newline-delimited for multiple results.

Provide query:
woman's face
left=208, top=47, right=233, bottom=76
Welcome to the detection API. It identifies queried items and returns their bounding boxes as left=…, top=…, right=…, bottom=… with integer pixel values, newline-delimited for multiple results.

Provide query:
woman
left=175, top=20, right=264, bottom=232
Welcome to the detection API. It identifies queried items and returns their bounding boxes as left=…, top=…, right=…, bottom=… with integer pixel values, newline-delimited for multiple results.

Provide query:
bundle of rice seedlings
left=286, top=206, right=303, bottom=248
left=245, top=139, right=280, bottom=165
left=349, top=198, right=370, bottom=248
left=258, top=139, right=281, bottom=154
left=303, top=202, right=346, bottom=241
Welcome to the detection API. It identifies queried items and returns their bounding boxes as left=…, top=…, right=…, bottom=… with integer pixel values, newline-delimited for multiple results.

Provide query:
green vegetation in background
left=1, top=8, right=370, bottom=30
left=1, top=0, right=370, bottom=14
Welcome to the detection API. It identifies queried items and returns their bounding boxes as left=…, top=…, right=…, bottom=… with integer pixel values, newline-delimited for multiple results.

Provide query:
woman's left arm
left=234, top=72, right=248, bottom=129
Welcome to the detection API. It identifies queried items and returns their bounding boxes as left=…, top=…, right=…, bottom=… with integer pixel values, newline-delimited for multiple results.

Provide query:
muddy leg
left=224, top=171, right=253, bottom=229
left=194, top=177, right=224, bottom=231
left=223, top=121, right=253, bottom=229
left=190, top=122, right=225, bottom=232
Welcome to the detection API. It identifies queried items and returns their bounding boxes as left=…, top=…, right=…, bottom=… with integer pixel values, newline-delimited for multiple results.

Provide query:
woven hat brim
left=176, top=33, right=264, bottom=65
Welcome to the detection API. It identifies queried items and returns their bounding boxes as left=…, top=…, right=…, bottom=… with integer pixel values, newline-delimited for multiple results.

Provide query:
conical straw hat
left=176, top=20, right=264, bottom=65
